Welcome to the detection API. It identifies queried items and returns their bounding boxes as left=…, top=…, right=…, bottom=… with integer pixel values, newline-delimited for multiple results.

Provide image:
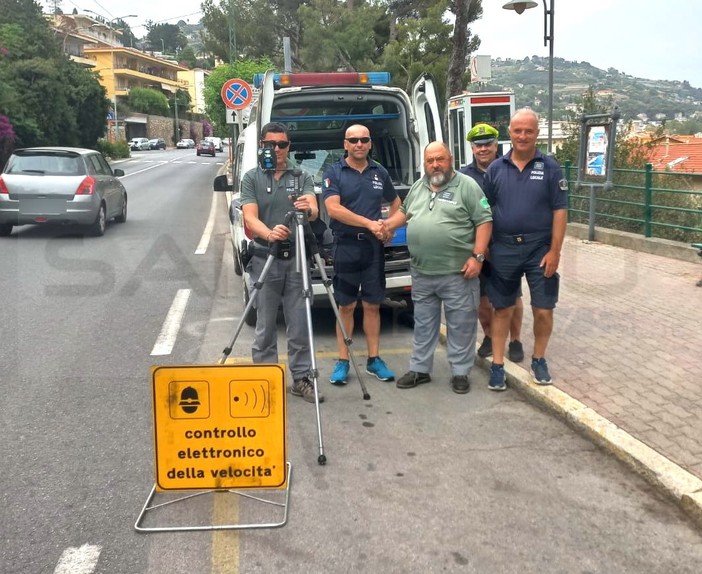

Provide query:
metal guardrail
left=564, top=162, right=702, bottom=243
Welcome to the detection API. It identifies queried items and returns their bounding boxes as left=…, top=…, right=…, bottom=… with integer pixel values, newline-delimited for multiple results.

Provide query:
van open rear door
left=254, top=70, right=277, bottom=142
left=412, top=73, right=443, bottom=156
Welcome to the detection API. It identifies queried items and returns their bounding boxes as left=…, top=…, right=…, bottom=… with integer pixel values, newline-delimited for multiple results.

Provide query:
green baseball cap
left=466, top=123, right=499, bottom=144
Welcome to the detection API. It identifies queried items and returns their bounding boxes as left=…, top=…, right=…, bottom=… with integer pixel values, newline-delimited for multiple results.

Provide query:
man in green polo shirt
left=383, top=141, right=493, bottom=394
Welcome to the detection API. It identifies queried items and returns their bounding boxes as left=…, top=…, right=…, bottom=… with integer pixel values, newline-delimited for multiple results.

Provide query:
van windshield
left=293, top=149, right=346, bottom=185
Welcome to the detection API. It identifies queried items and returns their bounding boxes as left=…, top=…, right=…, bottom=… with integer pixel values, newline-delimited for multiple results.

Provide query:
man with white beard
left=382, top=142, right=493, bottom=394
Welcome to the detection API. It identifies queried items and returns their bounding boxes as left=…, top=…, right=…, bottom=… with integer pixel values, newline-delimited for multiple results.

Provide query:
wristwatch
left=472, top=252, right=485, bottom=263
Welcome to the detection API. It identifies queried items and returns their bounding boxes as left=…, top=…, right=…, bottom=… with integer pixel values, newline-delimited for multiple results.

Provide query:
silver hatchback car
left=0, top=147, right=128, bottom=237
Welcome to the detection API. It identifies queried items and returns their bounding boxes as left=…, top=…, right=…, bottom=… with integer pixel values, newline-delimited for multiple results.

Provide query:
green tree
left=201, top=0, right=302, bottom=66
left=380, top=0, right=453, bottom=100
left=0, top=2, right=109, bottom=148
left=145, top=23, right=187, bottom=54
left=178, top=45, right=198, bottom=69
left=128, top=87, right=170, bottom=116
left=297, top=0, right=388, bottom=71
left=446, top=0, right=482, bottom=99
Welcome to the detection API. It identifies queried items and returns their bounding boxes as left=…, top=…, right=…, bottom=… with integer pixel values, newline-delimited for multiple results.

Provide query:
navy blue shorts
left=332, top=236, right=385, bottom=306
left=480, top=260, right=522, bottom=299
left=487, top=238, right=559, bottom=310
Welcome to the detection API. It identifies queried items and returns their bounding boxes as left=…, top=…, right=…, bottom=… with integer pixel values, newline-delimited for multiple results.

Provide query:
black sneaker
left=508, top=340, right=524, bottom=362
left=451, top=375, right=470, bottom=394
left=477, top=335, right=493, bottom=358
left=396, top=371, right=431, bottom=389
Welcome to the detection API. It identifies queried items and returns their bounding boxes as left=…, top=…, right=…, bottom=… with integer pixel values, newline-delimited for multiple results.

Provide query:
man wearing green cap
left=460, top=124, right=524, bottom=364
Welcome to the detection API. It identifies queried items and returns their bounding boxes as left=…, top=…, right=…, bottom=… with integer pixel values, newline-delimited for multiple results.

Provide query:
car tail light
left=0, top=176, right=8, bottom=195
left=75, top=176, right=96, bottom=195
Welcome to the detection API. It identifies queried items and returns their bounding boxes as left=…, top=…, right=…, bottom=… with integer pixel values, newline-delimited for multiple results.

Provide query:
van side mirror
left=213, top=174, right=232, bottom=192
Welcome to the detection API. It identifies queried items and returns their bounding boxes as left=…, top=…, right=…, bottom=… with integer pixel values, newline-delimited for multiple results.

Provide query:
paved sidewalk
left=470, top=236, right=702, bottom=522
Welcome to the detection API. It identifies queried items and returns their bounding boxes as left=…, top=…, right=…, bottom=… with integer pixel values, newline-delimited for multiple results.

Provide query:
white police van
left=214, top=70, right=442, bottom=326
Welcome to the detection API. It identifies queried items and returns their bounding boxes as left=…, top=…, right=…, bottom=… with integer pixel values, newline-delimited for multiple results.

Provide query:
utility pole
left=228, top=0, right=236, bottom=64
left=174, top=90, right=179, bottom=143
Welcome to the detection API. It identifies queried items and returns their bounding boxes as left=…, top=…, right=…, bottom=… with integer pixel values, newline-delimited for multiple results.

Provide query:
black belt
left=493, top=232, right=551, bottom=245
left=336, top=232, right=377, bottom=242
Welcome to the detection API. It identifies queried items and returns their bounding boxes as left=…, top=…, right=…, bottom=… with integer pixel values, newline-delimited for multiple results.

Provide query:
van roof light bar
left=253, top=72, right=390, bottom=89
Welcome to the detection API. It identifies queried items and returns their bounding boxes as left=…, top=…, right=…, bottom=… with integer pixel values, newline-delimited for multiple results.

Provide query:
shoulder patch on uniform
left=480, top=196, right=490, bottom=209
left=324, top=178, right=331, bottom=189
left=534, top=161, right=544, bottom=170
left=559, top=178, right=569, bottom=191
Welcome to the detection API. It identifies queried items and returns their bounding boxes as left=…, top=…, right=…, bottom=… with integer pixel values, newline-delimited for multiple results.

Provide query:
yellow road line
left=211, top=493, right=239, bottom=574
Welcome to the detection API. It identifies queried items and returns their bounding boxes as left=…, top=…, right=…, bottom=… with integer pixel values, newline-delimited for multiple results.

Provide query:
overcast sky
left=63, top=0, right=702, bottom=88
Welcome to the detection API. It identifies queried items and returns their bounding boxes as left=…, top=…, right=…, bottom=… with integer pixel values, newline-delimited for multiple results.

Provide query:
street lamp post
left=503, top=0, right=555, bottom=155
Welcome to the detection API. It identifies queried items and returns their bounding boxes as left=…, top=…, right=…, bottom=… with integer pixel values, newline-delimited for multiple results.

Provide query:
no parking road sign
left=221, top=78, right=253, bottom=110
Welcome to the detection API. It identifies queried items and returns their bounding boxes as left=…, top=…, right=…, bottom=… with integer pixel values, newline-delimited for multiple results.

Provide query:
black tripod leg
left=311, top=251, right=371, bottom=401
left=218, top=253, right=276, bottom=364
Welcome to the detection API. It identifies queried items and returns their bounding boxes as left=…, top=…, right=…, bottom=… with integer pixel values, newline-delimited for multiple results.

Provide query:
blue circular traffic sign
left=221, top=78, right=253, bottom=110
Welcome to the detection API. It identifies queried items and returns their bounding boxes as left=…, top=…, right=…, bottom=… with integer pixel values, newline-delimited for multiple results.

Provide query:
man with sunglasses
left=322, top=124, right=400, bottom=386
left=460, top=124, right=525, bottom=364
left=240, top=122, right=322, bottom=404
left=383, top=142, right=492, bottom=394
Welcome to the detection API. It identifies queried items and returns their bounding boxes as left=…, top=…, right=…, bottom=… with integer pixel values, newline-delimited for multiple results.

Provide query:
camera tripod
left=219, top=206, right=371, bottom=466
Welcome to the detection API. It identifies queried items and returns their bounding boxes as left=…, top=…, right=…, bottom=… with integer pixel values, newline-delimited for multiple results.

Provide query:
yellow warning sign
left=151, top=364, right=287, bottom=491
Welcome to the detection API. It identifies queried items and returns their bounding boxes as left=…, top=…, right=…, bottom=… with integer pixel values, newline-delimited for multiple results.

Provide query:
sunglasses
left=345, top=137, right=371, bottom=144
left=429, top=191, right=437, bottom=211
left=261, top=140, right=290, bottom=149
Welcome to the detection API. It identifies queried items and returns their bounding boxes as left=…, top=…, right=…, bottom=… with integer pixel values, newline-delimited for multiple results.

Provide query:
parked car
left=129, top=137, right=150, bottom=151
left=204, top=136, right=223, bottom=152
left=196, top=140, right=216, bottom=157
left=176, top=138, right=195, bottom=149
left=0, top=147, right=128, bottom=237
left=149, top=138, right=166, bottom=150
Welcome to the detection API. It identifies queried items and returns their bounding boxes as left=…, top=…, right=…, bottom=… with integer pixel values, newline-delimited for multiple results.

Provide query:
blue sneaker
left=366, top=357, right=395, bottom=382
left=330, top=360, right=350, bottom=385
left=488, top=363, right=507, bottom=392
left=531, top=357, right=553, bottom=385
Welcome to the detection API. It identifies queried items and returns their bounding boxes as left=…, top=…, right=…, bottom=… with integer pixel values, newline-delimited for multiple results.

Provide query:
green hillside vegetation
left=478, top=56, right=702, bottom=123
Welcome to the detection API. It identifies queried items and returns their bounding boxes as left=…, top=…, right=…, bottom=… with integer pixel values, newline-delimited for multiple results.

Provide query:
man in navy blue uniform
left=460, top=123, right=524, bottom=364
left=483, top=109, right=568, bottom=391
left=323, top=124, right=400, bottom=386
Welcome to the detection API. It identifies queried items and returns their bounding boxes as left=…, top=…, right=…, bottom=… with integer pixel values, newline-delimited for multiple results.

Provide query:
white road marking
left=150, top=289, right=192, bottom=356
left=53, top=544, right=101, bottom=574
left=195, top=194, right=218, bottom=255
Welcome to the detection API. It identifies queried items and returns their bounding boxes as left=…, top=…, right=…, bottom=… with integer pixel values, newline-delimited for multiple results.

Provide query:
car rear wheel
left=0, top=223, right=12, bottom=237
left=243, top=278, right=257, bottom=327
left=115, top=196, right=127, bottom=223
left=88, top=203, right=106, bottom=236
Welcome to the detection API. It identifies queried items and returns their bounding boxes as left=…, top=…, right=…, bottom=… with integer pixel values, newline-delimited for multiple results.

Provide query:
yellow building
left=52, top=13, right=189, bottom=141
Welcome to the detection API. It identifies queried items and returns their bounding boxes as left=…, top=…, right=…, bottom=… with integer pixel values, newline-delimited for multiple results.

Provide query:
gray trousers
left=409, top=269, right=479, bottom=376
left=248, top=255, right=311, bottom=380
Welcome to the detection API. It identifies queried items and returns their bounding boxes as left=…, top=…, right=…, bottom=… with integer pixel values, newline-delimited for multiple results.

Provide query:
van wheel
left=233, top=249, right=243, bottom=276
left=243, top=279, right=257, bottom=327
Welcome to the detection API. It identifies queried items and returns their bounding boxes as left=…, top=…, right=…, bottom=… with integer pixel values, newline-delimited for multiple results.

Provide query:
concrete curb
left=438, top=325, right=702, bottom=528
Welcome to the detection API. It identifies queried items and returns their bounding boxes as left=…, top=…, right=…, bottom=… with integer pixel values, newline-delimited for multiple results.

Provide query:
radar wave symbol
left=236, top=384, right=268, bottom=415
